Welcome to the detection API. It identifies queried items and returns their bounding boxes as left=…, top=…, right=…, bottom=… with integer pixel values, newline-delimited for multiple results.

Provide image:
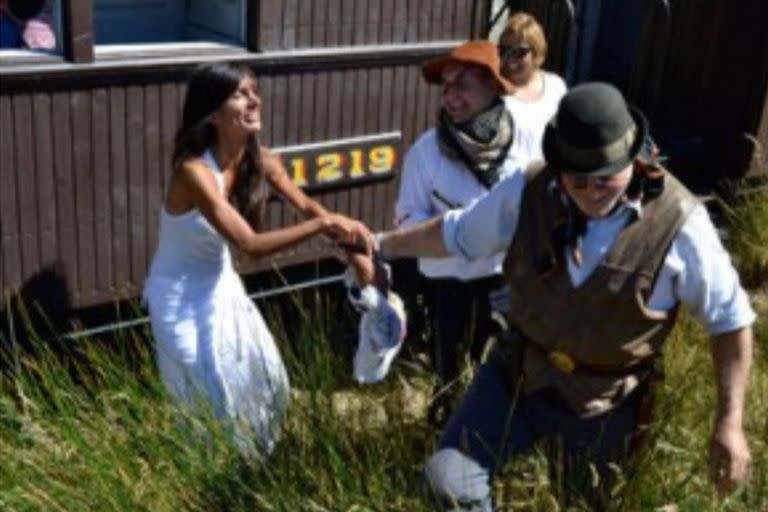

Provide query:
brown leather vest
left=503, top=166, right=698, bottom=417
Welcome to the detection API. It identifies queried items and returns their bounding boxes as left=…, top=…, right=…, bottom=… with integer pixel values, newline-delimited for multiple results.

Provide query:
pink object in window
left=22, top=18, right=55, bottom=49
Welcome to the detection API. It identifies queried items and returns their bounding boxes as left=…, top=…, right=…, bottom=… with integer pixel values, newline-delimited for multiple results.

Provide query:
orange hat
left=422, top=40, right=513, bottom=94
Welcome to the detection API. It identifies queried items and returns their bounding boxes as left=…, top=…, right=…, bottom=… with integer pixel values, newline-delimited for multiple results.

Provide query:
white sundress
left=143, top=150, right=289, bottom=455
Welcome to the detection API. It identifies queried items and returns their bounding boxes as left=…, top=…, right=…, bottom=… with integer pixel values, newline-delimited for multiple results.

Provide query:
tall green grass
left=0, top=291, right=438, bottom=512
left=1, top=237, right=766, bottom=511
left=717, top=178, right=768, bottom=290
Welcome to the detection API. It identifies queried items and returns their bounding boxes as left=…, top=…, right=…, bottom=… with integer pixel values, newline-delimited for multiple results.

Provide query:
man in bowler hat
left=351, top=82, right=754, bottom=509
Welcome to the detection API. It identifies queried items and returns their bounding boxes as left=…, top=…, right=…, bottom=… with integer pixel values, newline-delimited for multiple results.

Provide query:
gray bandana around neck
left=437, top=99, right=515, bottom=188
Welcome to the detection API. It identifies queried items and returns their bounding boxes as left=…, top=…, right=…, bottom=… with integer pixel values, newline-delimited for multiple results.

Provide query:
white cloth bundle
left=345, top=267, right=407, bottom=384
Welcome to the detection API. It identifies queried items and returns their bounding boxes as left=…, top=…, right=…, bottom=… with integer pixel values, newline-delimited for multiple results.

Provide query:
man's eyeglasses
left=498, top=45, right=532, bottom=60
left=562, top=173, right=624, bottom=191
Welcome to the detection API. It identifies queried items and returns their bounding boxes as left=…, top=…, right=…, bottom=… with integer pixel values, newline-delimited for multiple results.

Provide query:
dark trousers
left=427, top=275, right=504, bottom=385
left=424, top=349, right=643, bottom=511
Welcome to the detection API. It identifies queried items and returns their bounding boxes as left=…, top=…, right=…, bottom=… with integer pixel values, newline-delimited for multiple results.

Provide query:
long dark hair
left=172, top=62, right=268, bottom=228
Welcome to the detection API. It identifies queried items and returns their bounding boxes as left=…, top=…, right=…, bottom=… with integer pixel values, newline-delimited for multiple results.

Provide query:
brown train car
left=0, top=0, right=490, bottom=327
left=1, top=0, right=767, bottom=333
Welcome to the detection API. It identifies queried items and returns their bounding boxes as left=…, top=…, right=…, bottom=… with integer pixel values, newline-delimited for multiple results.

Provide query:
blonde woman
left=499, top=12, right=567, bottom=155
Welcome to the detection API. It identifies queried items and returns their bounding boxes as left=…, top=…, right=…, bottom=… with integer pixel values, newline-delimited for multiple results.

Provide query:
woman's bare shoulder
left=174, top=156, right=220, bottom=193
left=259, top=146, right=286, bottom=176
left=178, top=155, right=214, bottom=176
left=259, top=145, right=281, bottom=162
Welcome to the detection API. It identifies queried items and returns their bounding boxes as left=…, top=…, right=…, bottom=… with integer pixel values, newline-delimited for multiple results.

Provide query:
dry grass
left=1, top=195, right=766, bottom=511
left=717, top=173, right=768, bottom=290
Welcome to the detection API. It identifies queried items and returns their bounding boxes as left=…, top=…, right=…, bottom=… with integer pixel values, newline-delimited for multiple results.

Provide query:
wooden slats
left=296, top=0, right=314, bottom=47
left=311, top=0, right=328, bottom=47
left=75, top=82, right=177, bottom=302
left=109, top=87, right=130, bottom=295
left=443, top=0, right=457, bottom=41
left=92, top=88, right=112, bottom=295
left=1, top=1, right=489, bottom=307
left=380, top=0, right=395, bottom=43
left=311, top=68, right=335, bottom=250
left=429, top=0, right=444, bottom=41
left=72, top=91, right=96, bottom=303
left=12, top=95, right=40, bottom=288
left=0, top=95, right=20, bottom=297
left=144, top=85, right=163, bottom=279
left=325, top=0, right=342, bottom=46
left=366, top=0, right=380, bottom=45
left=255, top=0, right=484, bottom=49
left=0, top=60, right=450, bottom=306
left=159, top=83, right=180, bottom=190
left=405, top=0, right=420, bottom=42
left=340, top=0, right=356, bottom=46
left=282, top=0, right=299, bottom=50
left=256, top=0, right=282, bottom=50
left=270, top=75, right=288, bottom=146
left=51, top=92, right=78, bottom=304
left=352, top=0, right=368, bottom=46
left=126, top=86, right=147, bottom=292
left=2, top=0, right=766, bottom=312
left=31, top=94, right=57, bottom=276
left=392, top=0, right=408, bottom=43
left=417, top=2, right=432, bottom=42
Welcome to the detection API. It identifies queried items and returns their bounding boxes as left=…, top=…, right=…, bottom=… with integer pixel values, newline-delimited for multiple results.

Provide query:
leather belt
left=527, top=343, right=655, bottom=378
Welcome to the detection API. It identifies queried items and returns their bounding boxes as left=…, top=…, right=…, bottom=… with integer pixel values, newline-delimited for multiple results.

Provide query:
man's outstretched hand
left=346, top=251, right=391, bottom=292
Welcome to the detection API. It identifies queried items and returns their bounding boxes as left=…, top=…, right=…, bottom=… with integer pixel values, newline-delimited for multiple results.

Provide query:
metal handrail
left=55, top=272, right=348, bottom=342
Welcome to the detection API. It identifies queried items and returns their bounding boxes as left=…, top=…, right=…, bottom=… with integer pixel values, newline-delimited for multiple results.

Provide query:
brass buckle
left=548, top=350, right=576, bottom=373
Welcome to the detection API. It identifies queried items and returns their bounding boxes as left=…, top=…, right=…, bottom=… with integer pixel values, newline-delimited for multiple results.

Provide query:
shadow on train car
left=495, top=0, right=768, bottom=192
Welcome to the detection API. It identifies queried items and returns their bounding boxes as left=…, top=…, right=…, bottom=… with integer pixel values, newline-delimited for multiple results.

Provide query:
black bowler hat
left=543, top=82, right=648, bottom=176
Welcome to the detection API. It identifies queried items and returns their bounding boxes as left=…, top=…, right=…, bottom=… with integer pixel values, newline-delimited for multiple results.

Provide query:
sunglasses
left=498, top=45, right=532, bottom=60
left=562, top=173, right=624, bottom=191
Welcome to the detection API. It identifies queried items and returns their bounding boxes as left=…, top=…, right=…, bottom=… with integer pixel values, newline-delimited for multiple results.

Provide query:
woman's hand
left=320, top=213, right=375, bottom=254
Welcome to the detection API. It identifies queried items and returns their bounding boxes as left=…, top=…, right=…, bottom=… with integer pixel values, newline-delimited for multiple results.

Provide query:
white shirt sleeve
left=394, top=143, right=435, bottom=229
left=650, top=204, right=756, bottom=335
left=442, top=171, right=526, bottom=260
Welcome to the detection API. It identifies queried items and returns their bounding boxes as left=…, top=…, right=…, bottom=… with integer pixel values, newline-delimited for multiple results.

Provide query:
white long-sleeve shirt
left=395, top=127, right=539, bottom=280
left=442, top=172, right=756, bottom=334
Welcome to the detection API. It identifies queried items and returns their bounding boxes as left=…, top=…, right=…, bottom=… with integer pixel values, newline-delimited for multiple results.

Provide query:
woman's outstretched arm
left=261, top=148, right=329, bottom=217
left=178, top=158, right=359, bottom=259
left=261, top=147, right=373, bottom=251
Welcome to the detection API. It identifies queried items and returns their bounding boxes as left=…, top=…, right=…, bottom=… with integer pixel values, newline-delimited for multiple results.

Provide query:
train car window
left=93, top=0, right=246, bottom=46
left=0, top=0, right=62, bottom=63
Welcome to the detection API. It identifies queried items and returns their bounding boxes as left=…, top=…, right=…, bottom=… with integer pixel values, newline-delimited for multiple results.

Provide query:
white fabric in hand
left=345, top=269, right=407, bottom=383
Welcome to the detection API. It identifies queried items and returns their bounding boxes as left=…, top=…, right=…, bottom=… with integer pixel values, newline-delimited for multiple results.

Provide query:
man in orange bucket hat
left=393, top=40, right=539, bottom=424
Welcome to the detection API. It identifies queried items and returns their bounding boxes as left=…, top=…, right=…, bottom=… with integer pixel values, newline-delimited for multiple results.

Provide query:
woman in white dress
left=144, top=63, right=369, bottom=455
left=499, top=12, right=567, bottom=158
